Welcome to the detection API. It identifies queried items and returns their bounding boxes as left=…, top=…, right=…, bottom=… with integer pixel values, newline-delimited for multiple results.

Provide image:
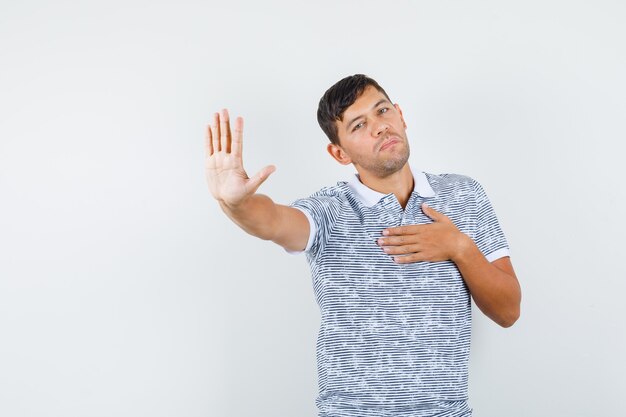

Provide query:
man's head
left=317, top=74, right=393, bottom=146
left=317, top=74, right=410, bottom=178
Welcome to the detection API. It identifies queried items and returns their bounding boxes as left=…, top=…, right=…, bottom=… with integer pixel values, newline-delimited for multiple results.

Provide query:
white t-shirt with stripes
left=289, top=170, right=510, bottom=417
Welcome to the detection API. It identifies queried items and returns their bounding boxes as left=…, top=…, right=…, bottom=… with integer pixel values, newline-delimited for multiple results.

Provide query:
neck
left=357, top=164, right=414, bottom=209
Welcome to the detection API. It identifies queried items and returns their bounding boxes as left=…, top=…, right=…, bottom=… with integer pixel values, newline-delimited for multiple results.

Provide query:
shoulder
left=423, top=172, right=479, bottom=195
left=290, top=182, right=352, bottom=213
left=296, top=181, right=353, bottom=204
left=308, top=182, right=350, bottom=199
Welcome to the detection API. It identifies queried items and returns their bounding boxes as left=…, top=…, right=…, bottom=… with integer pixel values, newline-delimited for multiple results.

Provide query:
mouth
left=379, top=137, right=399, bottom=152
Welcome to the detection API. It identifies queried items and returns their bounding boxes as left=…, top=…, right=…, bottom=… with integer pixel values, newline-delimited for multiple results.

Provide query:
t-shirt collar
left=347, top=168, right=436, bottom=207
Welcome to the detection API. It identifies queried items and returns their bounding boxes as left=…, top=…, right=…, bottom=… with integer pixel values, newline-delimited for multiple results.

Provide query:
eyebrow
left=345, top=99, right=390, bottom=132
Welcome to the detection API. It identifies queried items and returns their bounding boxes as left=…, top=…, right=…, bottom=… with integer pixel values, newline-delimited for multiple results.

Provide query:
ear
left=394, top=103, right=407, bottom=130
left=327, top=143, right=352, bottom=165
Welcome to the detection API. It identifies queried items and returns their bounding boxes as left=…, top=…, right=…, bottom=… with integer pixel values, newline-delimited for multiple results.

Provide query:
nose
left=372, top=120, right=389, bottom=137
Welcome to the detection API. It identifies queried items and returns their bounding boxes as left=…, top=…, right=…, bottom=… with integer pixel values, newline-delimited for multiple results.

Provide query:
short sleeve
left=471, top=179, right=510, bottom=262
left=285, top=189, right=344, bottom=258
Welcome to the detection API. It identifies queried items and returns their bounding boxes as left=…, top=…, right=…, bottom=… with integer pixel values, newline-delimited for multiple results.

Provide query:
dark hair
left=317, top=74, right=392, bottom=145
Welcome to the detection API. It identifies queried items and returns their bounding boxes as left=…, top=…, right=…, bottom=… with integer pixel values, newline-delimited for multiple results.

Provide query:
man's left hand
left=377, top=203, right=473, bottom=264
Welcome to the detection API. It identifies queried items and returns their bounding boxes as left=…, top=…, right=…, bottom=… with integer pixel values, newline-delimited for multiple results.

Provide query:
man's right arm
left=218, top=194, right=310, bottom=252
left=205, top=108, right=310, bottom=252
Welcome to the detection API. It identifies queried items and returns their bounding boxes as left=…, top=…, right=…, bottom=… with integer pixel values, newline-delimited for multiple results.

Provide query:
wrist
left=452, top=232, right=477, bottom=264
left=219, top=194, right=251, bottom=213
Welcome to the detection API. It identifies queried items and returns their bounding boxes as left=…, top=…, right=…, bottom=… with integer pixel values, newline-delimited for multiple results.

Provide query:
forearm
left=219, top=193, right=280, bottom=241
left=453, top=236, right=521, bottom=327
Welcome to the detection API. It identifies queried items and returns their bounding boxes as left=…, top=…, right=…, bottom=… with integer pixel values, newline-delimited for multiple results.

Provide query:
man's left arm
left=377, top=203, right=521, bottom=328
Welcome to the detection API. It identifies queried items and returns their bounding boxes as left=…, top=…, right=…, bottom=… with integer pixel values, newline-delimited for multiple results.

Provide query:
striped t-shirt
left=289, top=170, right=510, bottom=417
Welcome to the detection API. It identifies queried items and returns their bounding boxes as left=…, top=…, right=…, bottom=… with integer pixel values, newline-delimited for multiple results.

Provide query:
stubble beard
left=357, top=142, right=411, bottom=178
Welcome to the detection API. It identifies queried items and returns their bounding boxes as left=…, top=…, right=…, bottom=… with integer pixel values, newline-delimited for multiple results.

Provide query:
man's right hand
left=204, top=109, right=276, bottom=209
left=204, top=108, right=310, bottom=252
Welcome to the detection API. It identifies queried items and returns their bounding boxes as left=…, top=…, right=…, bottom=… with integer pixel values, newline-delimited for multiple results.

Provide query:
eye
left=352, top=122, right=364, bottom=131
left=352, top=108, right=389, bottom=132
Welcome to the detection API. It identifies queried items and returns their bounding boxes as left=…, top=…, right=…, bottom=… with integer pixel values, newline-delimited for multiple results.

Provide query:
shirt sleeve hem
left=284, top=206, right=316, bottom=255
left=485, top=247, right=510, bottom=262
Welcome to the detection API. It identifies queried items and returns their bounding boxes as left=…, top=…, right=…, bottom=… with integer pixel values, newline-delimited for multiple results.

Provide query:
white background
left=1, top=1, right=625, bottom=416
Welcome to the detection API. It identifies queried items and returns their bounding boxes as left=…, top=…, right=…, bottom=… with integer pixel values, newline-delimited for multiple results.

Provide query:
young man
left=205, top=74, right=521, bottom=417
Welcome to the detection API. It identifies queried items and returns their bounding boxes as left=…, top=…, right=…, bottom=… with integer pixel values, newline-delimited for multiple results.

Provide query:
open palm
left=204, top=109, right=275, bottom=207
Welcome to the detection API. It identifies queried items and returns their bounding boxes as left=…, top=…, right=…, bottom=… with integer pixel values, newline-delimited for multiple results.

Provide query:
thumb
left=421, top=202, right=445, bottom=222
left=247, top=165, right=276, bottom=194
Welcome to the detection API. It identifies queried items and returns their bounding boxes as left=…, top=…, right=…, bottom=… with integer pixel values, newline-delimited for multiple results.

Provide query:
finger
left=422, top=203, right=448, bottom=222
left=393, top=253, right=425, bottom=264
left=245, top=165, right=276, bottom=194
left=382, top=224, right=423, bottom=236
left=232, top=116, right=243, bottom=158
left=382, top=243, right=421, bottom=255
left=211, top=112, right=220, bottom=152
left=378, top=235, right=417, bottom=246
left=220, top=108, right=232, bottom=153
left=205, top=124, right=213, bottom=156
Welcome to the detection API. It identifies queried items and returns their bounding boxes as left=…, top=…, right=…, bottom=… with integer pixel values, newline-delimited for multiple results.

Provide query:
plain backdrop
left=1, top=1, right=625, bottom=416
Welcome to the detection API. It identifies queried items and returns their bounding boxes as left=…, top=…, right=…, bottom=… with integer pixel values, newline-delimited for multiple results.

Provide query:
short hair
left=317, top=74, right=392, bottom=145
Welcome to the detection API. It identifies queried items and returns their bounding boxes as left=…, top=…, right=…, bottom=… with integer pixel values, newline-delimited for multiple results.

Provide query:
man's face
left=329, top=85, right=410, bottom=177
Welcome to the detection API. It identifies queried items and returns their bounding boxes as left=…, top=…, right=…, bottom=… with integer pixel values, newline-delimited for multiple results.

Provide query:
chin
left=375, top=158, right=410, bottom=177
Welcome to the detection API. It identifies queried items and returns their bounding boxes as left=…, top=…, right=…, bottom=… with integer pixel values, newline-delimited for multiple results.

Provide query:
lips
left=379, top=137, right=399, bottom=152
